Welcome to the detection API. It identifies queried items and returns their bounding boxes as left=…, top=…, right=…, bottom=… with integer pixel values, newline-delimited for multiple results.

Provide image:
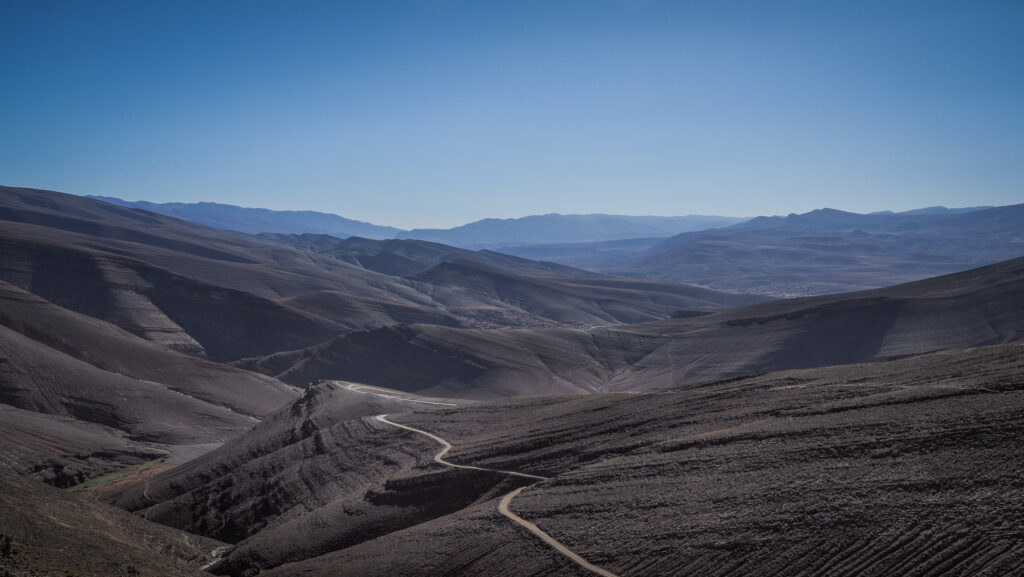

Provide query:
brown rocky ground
left=116, top=342, right=1024, bottom=576
left=0, top=469, right=224, bottom=577
left=386, top=343, right=1024, bottom=576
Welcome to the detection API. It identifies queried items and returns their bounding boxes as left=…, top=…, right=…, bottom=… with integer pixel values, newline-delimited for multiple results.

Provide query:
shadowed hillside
left=0, top=186, right=763, bottom=363
left=241, top=256, right=1024, bottom=397
left=103, top=385, right=512, bottom=574
left=258, top=233, right=583, bottom=277
left=2, top=187, right=1022, bottom=576
left=0, top=185, right=769, bottom=491
left=0, top=279, right=298, bottom=486
left=0, top=281, right=296, bottom=416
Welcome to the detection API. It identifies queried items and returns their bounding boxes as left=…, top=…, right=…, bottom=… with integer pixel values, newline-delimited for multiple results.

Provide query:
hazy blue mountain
left=498, top=206, right=1003, bottom=274
left=880, top=205, right=994, bottom=216
left=733, top=205, right=996, bottom=232
left=397, top=213, right=747, bottom=249
left=89, top=196, right=403, bottom=239
left=612, top=204, right=1024, bottom=296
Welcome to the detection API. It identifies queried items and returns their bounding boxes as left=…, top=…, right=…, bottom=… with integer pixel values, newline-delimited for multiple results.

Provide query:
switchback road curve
left=374, top=412, right=619, bottom=577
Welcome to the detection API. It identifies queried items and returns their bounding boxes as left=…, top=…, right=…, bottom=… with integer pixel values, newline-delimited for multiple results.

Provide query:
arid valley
left=0, top=186, right=1022, bottom=576
left=3, top=3, right=1023, bottom=575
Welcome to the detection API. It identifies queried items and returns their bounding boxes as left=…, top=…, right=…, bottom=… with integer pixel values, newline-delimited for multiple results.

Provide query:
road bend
left=376, top=415, right=545, bottom=480
left=333, top=381, right=458, bottom=407
left=499, top=487, right=619, bottom=577
left=374, top=413, right=620, bottom=577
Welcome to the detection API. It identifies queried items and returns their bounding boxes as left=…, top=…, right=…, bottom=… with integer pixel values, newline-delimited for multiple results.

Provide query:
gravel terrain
left=119, top=343, right=1024, bottom=576
left=0, top=469, right=224, bottom=577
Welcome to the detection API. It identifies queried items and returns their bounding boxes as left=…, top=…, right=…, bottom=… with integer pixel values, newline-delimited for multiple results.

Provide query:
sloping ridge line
left=374, top=414, right=619, bottom=577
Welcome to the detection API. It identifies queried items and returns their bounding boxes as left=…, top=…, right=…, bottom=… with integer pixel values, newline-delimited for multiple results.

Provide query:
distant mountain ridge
left=723, top=205, right=1001, bottom=235
left=624, top=205, right=1024, bottom=296
left=86, top=197, right=751, bottom=248
left=873, top=205, right=993, bottom=215
left=88, top=196, right=403, bottom=239
left=398, top=213, right=748, bottom=249
left=77, top=196, right=1022, bottom=297
left=499, top=204, right=1023, bottom=296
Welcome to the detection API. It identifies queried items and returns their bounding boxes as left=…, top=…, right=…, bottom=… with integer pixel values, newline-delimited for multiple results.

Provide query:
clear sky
left=2, top=0, right=1022, bottom=229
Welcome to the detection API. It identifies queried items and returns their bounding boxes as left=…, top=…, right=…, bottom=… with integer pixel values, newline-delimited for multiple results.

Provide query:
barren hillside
left=108, top=343, right=1024, bottom=576
left=241, top=256, right=1024, bottom=397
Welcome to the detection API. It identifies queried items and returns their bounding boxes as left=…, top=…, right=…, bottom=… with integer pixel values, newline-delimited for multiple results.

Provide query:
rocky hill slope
left=239, top=256, right=1024, bottom=397
left=107, top=342, right=1024, bottom=576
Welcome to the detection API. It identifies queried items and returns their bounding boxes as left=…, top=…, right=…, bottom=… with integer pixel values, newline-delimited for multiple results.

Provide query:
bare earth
left=373, top=411, right=614, bottom=576
left=103, top=342, right=1024, bottom=576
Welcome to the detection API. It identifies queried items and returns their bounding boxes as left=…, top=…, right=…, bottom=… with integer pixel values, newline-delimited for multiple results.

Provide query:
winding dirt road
left=375, top=414, right=545, bottom=481
left=334, top=380, right=619, bottom=575
left=373, top=410, right=619, bottom=577
left=499, top=487, right=619, bottom=577
left=336, top=381, right=458, bottom=406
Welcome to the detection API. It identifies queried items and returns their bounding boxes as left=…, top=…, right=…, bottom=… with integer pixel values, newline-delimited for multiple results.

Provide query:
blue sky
left=2, top=0, right=1022, bottom=228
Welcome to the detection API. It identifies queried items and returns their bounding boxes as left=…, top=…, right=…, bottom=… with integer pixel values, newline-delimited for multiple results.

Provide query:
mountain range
left=91, top=195, right=1023, bottom=297
left=89, top=195, right=747, bottom=247
left=0, top=185, right=763, bottom=484
left=2, top=184, right=1023, bottom=577
left=7, top=188, right=756, bottom=360
left=396, top=213, right=748, bottom=248
left=507, top=204, right=1024, bottom=295
left=88, top=196, right=404, bottom=239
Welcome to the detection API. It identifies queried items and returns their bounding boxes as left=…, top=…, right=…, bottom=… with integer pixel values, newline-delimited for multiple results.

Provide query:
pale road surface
left=337, top=380, right=620, bottom=576
left=374, top=411, right=620, bottom=577
left=375, top=414, right=545, bottom=481
left=335, top=381, right=458, bottom=406
left=499, top=487, right=620, bottom=577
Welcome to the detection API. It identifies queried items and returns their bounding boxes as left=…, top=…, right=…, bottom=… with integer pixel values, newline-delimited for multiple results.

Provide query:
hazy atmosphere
left=2, top=0, right=1022, bottom=227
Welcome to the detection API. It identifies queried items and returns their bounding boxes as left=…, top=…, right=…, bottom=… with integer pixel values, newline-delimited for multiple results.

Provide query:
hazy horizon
left=82, top=191, right=1009, bottom=232
left=3, top=1, right=1022, bottom=228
